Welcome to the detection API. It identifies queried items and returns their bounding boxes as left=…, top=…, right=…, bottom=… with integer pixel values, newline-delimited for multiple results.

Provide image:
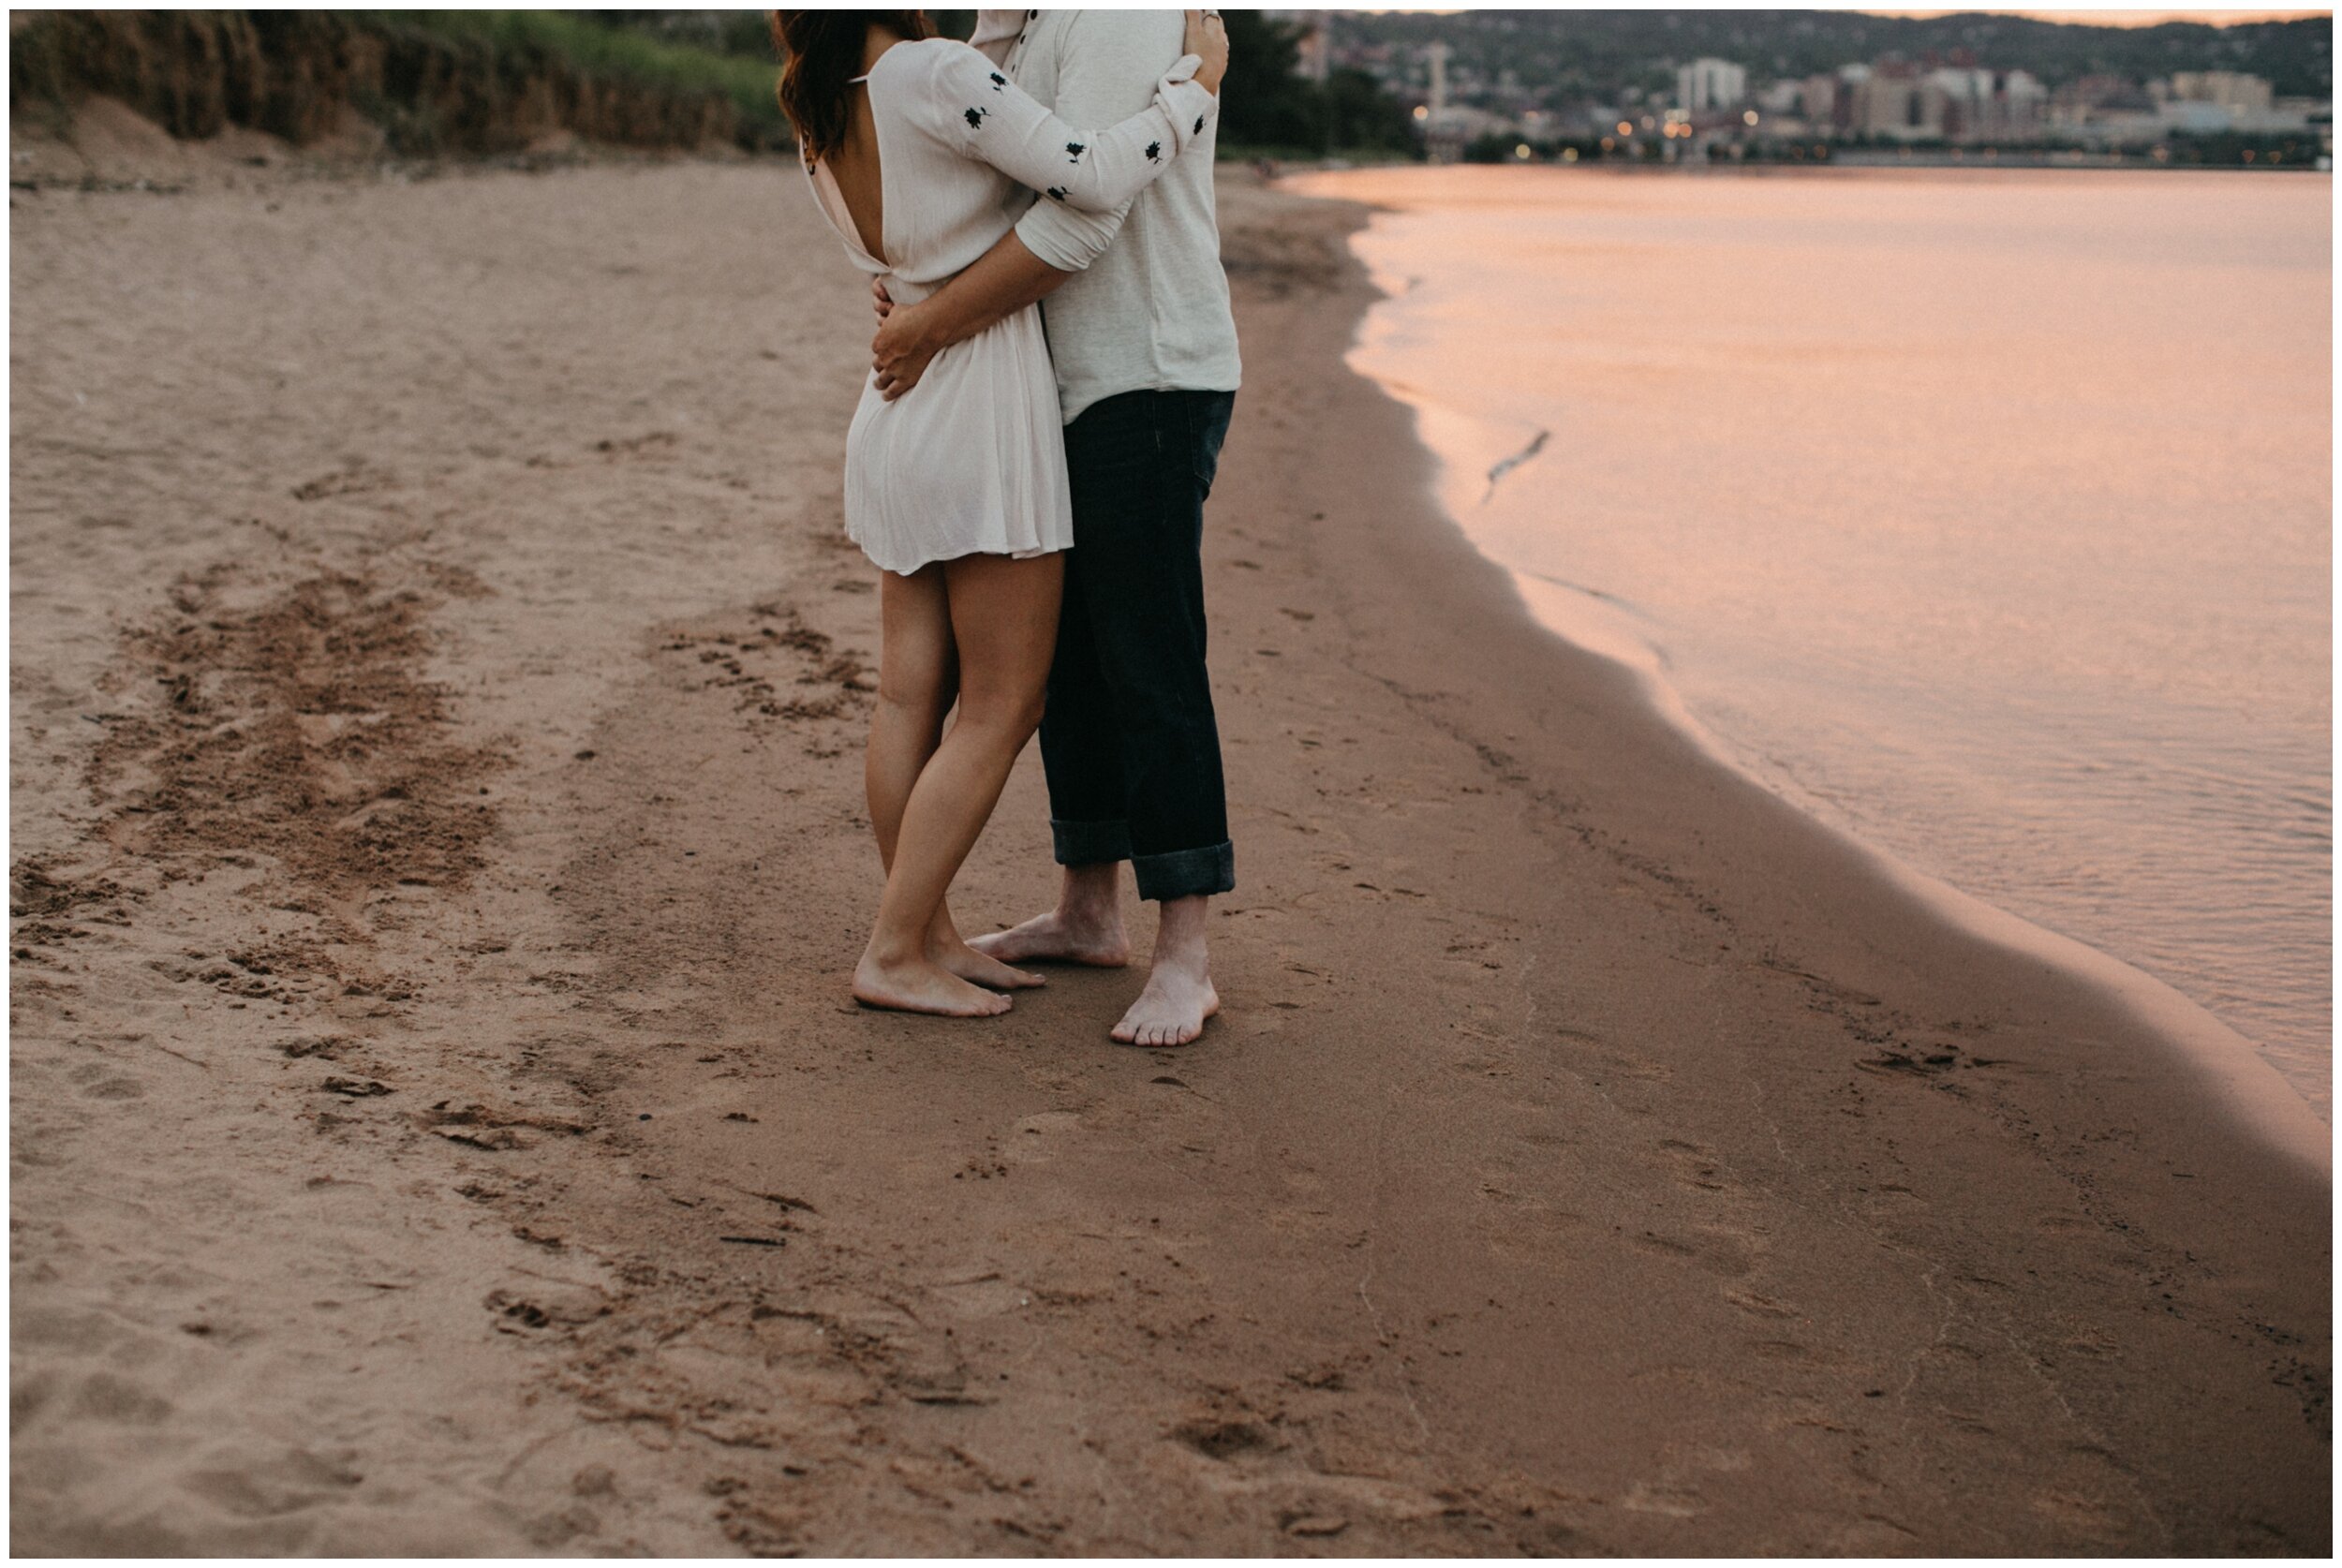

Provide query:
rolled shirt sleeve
left=1013, top=10, right=1191, bottom=274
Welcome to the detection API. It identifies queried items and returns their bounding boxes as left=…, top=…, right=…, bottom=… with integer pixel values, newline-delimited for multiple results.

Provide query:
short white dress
left=799, top=37, right=1217, bottom=576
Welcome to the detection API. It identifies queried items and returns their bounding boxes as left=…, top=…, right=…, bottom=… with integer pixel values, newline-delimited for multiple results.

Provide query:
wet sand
left=9, top=142, right=2330, bottom=1553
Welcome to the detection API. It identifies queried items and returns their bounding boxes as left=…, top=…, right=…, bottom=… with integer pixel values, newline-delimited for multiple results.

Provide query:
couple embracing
left=773, top=8, right=1239, bottom=1044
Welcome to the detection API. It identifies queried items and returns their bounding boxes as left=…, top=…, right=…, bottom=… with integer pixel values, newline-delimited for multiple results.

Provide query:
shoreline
left=1514, top=555, right=2331, bottom=1173
left=1327, top=349, right=2330, bottom=1176
left=9, top=155, right=2331, bottom=1552
left=1224, top=175, right=2335, bottom=1185
left=1288, top=162, right=2332, bottom=1158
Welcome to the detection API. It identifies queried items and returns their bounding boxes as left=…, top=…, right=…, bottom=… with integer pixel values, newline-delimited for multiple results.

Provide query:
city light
left=1616, top=120, right=1633, bottom=137
left=1413, top=104, right=1429, bottom=121
left=1743, top=109, right=1760, bottom=126
left=1515, top=142, right=1534, bottom=159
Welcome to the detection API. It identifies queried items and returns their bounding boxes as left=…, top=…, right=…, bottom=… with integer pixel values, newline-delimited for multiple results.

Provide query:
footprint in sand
left=177, top=1444, right=363, bottom=1520
left=70, top=1371, right=174, bottom=1425
left=1653, top=1136, right=1735, bottom=1194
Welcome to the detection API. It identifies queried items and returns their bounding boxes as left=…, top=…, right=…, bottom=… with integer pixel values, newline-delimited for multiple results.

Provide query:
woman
left=774, top=10, right=1228, bottom=1017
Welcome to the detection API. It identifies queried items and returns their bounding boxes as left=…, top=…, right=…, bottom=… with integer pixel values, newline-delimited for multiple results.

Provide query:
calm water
left=1298, top=166, right=2332, bottom=1112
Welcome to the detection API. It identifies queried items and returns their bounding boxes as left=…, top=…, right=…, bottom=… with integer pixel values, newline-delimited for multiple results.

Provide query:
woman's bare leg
left=855, top=551, right=1062, bottom=1016
left=867, top=564, right=954, bottom=869
left=866, top=569, right=1042, bottom=992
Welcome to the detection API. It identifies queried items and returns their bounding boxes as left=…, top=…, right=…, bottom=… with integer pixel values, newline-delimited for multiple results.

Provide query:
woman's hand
left=1183, top=9, right=1228, bottom=95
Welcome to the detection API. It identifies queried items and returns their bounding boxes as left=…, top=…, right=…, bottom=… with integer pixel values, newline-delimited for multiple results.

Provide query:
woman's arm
left=922, top=22, right=1223, bottom=214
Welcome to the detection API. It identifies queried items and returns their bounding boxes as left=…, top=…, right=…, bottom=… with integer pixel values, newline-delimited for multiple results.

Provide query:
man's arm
left=1012, top=12, right=1187, bottom=274
left=870, top=12, right=1190, bottom=401
left=871, top=232, right=1069, bottom=402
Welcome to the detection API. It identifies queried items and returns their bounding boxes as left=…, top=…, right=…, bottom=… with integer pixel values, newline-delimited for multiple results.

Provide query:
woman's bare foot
left=853, top=950, right=1014, bottom=1017
left=969, top=910, right=1132, bottom=969
left=934, top=938, right=1046, bottom=991
left=1110, top=963, right=1218, bottom=1047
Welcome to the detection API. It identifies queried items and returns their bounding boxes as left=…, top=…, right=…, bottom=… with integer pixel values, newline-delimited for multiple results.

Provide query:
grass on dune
left=383, top=10, right=787, bottom=139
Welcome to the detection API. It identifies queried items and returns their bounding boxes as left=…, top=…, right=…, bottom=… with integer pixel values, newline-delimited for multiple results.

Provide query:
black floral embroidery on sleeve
left=1193, top=114, right=1206, bottom=136
left=989, top=71, right=1006, bottom=90
left=1064, top=140, right=1085, bottom=162
left=965, top=106, right=989, bottom=130
left=1045, top=186, right=1068, bottom=201
left=1145, top=140, right=1162, bottom=162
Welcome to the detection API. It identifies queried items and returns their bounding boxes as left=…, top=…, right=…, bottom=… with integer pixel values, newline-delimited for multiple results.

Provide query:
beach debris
left=1169, top=1417, right=1269, bottom=1460
left=437, top=1126, right=526, bottom=1152
left=1283, top=1514, right=1348, bottom=1537
left=484, top=1285, right=607, bottom=1332
left=418, top=1099, right=591, bottom=1150
left=745, top=1191, right=818, bottom=1214
left=1482, top=428, right=1549, bottom=504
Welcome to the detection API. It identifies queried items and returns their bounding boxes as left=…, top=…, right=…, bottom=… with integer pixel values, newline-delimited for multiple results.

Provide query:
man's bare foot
left=1110, top=962, right=1219, bottom=1047
left=853, top=951, right=1013, bottom=1017
left=969, top=910, right=1132, bottom=969
left=934, top=938, right=1045, bottom=991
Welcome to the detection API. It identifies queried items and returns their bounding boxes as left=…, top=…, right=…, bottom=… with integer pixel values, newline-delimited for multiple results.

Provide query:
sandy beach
left=8, top=131, right=2330, bottom=1554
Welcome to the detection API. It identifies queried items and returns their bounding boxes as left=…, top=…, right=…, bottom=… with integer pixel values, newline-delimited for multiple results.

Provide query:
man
left=869, top=7, right=1239, bottom=1048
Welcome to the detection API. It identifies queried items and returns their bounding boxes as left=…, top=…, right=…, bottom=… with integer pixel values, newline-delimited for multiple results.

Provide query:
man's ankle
left=1060, top=865, right=1124, bottom=927
left=1149, top=895, right=1211, bottom=972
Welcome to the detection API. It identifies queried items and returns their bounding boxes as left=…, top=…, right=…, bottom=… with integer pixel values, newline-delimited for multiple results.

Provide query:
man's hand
left=872, top=300, right=941, bottom=401
left=866, top=231, right=1072, bottom=402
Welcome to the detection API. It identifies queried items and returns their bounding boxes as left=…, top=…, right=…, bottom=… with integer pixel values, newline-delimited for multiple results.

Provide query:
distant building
left=1994, top=70, right=2049, bottom=141
left=1799, top=73, right=1841, bottom=128
left=1675, top=57, right=1747, bottom=114
left=2170, top=70, right=2274, bottom=114
left=1420, top=39, right=1475, bottom=163
left=2157, top=72, right=2318, bottom=135
left=1850, top=63, right=1936, bottom=139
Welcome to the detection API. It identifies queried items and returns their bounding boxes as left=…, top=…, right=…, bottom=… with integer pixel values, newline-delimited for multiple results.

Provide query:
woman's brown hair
left=770, top=10, right=933, bottom=165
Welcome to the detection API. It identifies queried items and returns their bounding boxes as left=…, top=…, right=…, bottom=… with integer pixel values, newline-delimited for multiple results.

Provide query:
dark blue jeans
left=1042, top=388, right=1238, bottom=903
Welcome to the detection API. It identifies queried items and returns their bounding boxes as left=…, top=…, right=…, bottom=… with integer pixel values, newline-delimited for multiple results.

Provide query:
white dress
left=799, top=37, right=1217, bottom=577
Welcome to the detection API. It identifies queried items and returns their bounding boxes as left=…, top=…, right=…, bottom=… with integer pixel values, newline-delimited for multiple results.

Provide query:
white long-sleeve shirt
left=986, top=9, right=1244, bottom=422
left=808, top=35, right=1214, bottom=293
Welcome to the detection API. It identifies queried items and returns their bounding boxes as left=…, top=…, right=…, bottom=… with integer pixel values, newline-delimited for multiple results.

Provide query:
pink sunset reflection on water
left=1298, top=162, right=2333, bottom=1108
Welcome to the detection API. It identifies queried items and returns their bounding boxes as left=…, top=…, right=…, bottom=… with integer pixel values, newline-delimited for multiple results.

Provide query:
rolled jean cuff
left=1133, top=840, right=1236, bottom=903
left=1052, top=817, right=1133, bottom=867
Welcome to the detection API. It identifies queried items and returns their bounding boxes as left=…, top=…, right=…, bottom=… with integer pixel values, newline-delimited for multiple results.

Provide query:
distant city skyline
left=1865, top=8, right=2327, bottom=24
left=1364, top=6, right=2329, bottom=17
left=1313, top=7, right=2332, bottom=164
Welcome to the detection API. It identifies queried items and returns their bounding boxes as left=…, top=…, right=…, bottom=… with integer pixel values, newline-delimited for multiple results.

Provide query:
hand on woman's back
left=1183, top=10, right=1229, bottom=94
